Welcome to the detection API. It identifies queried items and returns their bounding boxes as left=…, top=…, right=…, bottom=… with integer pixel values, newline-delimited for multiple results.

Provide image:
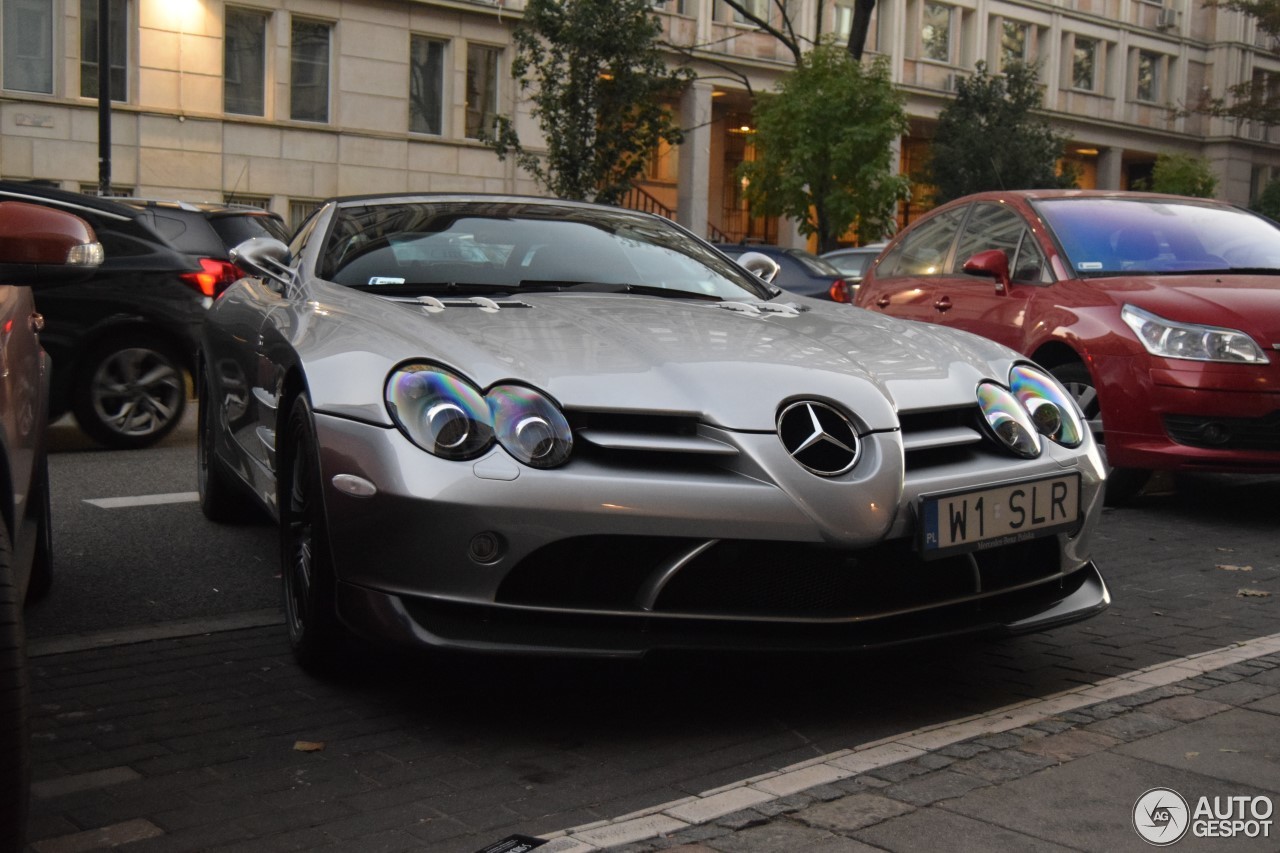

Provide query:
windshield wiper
left=516, top=280, right=723, bottom=301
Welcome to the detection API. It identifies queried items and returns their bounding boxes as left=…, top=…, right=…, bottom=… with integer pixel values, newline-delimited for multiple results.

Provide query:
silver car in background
left=198, top=194, right=1109, bottom=672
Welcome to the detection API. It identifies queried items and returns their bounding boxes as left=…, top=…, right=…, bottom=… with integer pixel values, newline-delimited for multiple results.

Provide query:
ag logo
left=1134, top=787, right=1190, bottom=845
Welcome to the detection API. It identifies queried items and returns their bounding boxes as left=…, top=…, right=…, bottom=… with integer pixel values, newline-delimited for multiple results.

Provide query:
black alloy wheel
left=196, top=369, right=250, bottom=523
left=0, top=523, right=31, bottom=852
left=73, top=337, right=187, bottom=450
left=1050, top=361, right=1151, bottom=506
left=280, top=395, right=345, bottom=674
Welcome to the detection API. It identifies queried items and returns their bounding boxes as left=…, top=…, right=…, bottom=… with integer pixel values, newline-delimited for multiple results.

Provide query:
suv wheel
left=73, top=337, right=187, bottom=450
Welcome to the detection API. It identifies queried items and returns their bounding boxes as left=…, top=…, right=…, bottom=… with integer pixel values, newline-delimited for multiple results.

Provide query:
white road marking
left=541, top=631, right=1280, bottom=851
left=84, top=491, right=199, bottom=509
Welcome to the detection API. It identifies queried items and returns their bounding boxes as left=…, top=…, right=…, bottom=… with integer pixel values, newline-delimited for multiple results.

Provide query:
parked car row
left=0, top=182, right=288, bottom=449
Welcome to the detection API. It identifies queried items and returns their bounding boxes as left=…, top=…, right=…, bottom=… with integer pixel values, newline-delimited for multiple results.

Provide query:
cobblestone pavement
left=22, top=473, right=1280, bottom=852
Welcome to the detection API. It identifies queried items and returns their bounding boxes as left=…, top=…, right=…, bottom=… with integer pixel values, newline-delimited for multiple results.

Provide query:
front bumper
left=311, top=410, right=1106, bottom=656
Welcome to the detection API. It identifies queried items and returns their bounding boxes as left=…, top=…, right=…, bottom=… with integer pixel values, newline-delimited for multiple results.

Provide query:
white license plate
left=919, top=474, right=1081, bottom=559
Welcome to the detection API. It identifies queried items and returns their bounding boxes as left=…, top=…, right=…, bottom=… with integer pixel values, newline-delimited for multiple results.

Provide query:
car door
left=859, top=206, right=968, bottom=325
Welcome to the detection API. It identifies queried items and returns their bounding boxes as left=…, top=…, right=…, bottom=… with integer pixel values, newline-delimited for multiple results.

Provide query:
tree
left=485, top=0, right=692, bottom=204
left=925, top=61, right=1077, bottom=204
left=1253, top=176, right=1280, bottom=219
left=1191, top=0, right=1280, bottom=124
left=1135, top=153, right=1218, bottom=197
left=738, top=45, right=910, bottom=252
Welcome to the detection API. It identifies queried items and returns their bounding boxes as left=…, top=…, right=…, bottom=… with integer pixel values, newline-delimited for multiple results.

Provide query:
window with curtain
left=465, top=44, right=499, bottom=139
left=225, top=7, right=267, bottom=116
left=290, top=17, right=330, bottom=123
left=80, top=0, right=127, bottom=101
left=410, top=35, right=446, bottom=135
left=3, top=0, right=53, bottom=93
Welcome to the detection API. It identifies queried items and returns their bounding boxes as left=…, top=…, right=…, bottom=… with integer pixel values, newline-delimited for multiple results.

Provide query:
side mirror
left=962, top=248, right=1011, bottom=293
left=737, top=250, right=781, bottom=284
left=0, top=201, right=103, bottom=285
left=231, top=237, right=294, bottom=290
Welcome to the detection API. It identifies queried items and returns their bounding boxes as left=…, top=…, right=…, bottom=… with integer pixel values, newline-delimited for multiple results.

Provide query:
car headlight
left=976, top=382, right=1041, bottom=458
left=1009, top=365, right=1085, bottom=448
left=386, top=364, right=573, bottom=467
left=387, top=364, right=494, bottom=458
left=1121, top=304, right=1270, bottom=364
left=488, top=384, right=573, bottom=468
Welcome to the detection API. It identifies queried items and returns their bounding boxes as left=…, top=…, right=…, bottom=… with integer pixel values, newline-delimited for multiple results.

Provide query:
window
left=1136, top=50, right=1159, bottom=102
left=1072, top=37, right=1097, bottom=91
left=80, top=0, right=127, bottom=101
left=953, top=204, right=1047, bottom=281
left=732, top=0, right=768, bottom=24
left=1000, top=20, right=1029, bottom=69
left=290, top=17, right=330, bottom=123
left=835, top=1, right=854, bottom=40
left=410, top=35, right=446, bottom=135
left=465, top=44, right=500, bottom=139
left=877, top=207, right=966, bottom=277
left=3, top=0, right=53, bottom=93
left=922, top=3, right=953, bottom=63
left=224, top=7, right=267, bottom=116
left=289, top=198, right=322, bottom=230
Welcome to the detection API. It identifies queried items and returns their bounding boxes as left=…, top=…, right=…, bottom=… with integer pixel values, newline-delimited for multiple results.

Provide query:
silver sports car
left=199, top=194, right=1109, bottom=671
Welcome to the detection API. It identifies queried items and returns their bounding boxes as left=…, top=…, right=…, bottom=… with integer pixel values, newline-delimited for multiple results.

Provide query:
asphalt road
left=25, top=410, right=278, bottom=638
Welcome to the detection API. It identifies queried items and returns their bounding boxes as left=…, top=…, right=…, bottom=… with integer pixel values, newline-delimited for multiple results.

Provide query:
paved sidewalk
left=539, top=637, right=1280, bottom=853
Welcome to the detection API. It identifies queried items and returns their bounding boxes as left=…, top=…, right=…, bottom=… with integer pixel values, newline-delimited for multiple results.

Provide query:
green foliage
left=1192, top=1, right=1280, bottom=123
left=925, top=61, right=1077, bottom=204
left=485, top=0, right=692, bottom=204
left=1253, top=176, right=1280, bottom=219
left=738, top=45, right=910, bottom=252
left=1135, top=153, right=1218, bottom=197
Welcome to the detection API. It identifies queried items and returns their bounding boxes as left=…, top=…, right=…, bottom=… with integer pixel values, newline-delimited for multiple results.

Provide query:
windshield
left=319, top=201, right=773, bottom=300
left=1035, top=197, right=1280, bottom=276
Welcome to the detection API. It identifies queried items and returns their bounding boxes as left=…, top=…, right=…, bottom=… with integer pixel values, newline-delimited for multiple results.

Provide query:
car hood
left=299, top=287, right=1020, bottom=431
left=1097, top=274, right=1280, bottom=344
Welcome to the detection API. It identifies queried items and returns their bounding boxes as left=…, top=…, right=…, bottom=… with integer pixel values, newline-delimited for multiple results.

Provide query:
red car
left=856, top=190, right=1280, bottom=503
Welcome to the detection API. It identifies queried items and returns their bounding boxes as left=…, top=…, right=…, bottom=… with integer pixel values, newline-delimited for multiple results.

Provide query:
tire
left=1050, top=361, right=1151, bottom=506
left=72, top=336, right=188, bottom=450
left=280, top=395, right=348, bottom=674
left=197, top=370, right=251, bottom=523
left=25, top=459, right=52, bottom=603
left=0, top=523, right=31, bottom=852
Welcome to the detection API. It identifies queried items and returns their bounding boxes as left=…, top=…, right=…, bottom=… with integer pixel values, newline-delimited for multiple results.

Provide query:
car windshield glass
left=320, top=201, right=773, bottom=300
left=1035, top=198, right=1280, bottom=276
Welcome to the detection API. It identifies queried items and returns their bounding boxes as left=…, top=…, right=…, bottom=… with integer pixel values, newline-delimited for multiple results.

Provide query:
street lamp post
left=97, top=0, right=111, bottom=196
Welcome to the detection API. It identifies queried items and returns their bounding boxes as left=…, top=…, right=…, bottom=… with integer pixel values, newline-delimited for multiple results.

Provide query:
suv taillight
left=180, top=258, right=243, bottom=299
left=828, top=278, right=853, bottom=303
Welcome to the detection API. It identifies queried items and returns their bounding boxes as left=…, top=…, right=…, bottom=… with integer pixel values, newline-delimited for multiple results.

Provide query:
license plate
left=918, top=474, right=1081, bottom=559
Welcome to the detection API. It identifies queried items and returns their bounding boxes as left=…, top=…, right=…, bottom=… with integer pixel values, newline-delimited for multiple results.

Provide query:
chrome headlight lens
left=976, top=382, right=1041, bottom=458
left=1009, top=365, right=1085, bottom=448
left=1121, top=304, right=1269, bottom=364
left=488, top=384, right=573, bottom=468
left=386, top=365, right=574, bottom=468
left=386, top=365, right=493, bottom=459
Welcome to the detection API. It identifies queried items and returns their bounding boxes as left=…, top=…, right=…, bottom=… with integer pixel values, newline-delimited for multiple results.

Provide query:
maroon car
left=856, top=190, right=1280, bottom=503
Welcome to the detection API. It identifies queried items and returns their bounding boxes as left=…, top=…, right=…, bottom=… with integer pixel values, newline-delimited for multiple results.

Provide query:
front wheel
left=280, top=395, right=348, bottom=674
left=72, top=337, right=187, bottom=450
left=0, top=524, right=31, bottom=851
left=1050, top=361, right=1151, bottom=506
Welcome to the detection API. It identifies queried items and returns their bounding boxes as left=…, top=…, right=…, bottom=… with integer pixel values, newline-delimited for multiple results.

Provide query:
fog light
left=1200, top=422, right=1230, bottom=445
left=468, top=532, right=504, bottom=564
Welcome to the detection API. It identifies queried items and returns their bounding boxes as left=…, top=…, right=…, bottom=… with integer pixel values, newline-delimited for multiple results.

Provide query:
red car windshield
left=1034, top=198, right=1280, bottom=277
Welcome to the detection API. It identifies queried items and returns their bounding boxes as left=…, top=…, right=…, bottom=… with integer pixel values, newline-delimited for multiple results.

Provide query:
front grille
left=898, top=404, right=988, bottom=471
left=1164, top=411, right=1280, bottom=451
left=498, top=534, right=1063, bottom=621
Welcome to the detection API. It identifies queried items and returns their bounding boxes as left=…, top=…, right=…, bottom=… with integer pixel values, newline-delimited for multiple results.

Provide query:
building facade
left=1, top=0, right=1278, bottom=243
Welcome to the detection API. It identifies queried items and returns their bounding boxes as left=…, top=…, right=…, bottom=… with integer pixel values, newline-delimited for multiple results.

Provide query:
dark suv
left=0, top=183, right=287, bottom=449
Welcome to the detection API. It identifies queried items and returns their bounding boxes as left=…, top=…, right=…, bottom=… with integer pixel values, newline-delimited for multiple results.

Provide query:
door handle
left=933, top=296, right=952, bottom=313
left=29, top=312, right=44, bottom=333
left=875, top=296, right=890, bottom=309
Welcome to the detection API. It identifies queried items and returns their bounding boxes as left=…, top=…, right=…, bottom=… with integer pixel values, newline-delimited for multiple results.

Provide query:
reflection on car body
left=199, top=194, right=1109, bottom=672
